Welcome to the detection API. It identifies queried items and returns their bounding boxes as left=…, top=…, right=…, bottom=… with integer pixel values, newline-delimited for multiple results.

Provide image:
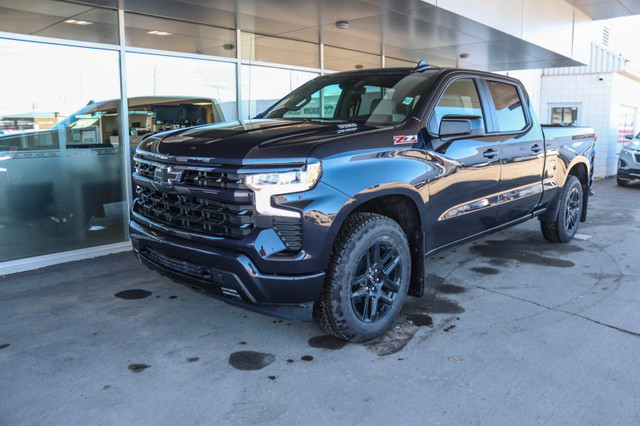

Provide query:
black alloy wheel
left=565, top=185, right=581, bottom=233
left=314, top=212, right=411, bottom=342
left=540, top=175, right=583, bottom=243
left=350, top=241, right=403, bottom=323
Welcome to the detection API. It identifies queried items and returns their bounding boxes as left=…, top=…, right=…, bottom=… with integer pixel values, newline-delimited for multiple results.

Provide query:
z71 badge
left=392, top=135, right=418, bottom=145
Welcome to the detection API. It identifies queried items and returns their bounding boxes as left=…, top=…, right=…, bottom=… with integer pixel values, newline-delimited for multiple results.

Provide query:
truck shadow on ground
left=364, top=273, right=466, bottom=356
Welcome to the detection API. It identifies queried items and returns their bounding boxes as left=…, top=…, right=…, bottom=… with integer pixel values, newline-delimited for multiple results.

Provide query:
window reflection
left=126, top=52, right=237, bottom=123
left=487, top=81, right=527, bottom=132
left=432, top=79, right=484, bottom=126
left=0, top=38, right=126, bottom=262
left=126, top=97, right=226, bottom=153
left=241, top=65, right=318, bottom=119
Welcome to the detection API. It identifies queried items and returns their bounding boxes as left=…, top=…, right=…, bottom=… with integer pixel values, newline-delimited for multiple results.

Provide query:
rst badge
left=393, top=135, right=418, bottom=145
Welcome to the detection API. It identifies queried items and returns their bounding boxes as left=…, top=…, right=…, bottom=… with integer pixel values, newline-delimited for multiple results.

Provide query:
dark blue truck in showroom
left=130, top=64, right=596, bottom=342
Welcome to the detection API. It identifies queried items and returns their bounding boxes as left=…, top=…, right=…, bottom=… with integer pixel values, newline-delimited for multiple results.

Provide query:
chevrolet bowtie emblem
left=153, top=165, right=182, bottom=186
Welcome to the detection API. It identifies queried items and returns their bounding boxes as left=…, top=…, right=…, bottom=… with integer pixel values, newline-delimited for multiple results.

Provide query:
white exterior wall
left=539, top=73, right=614, bottom=178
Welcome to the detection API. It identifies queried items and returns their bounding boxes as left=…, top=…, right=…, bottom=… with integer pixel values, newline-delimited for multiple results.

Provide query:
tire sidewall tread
left=540, top=175, right=583, bottom=243
left=314, top=212, right=411, bottom=342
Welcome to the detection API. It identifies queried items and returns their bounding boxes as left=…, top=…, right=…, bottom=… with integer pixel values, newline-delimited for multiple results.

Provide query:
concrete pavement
left=1, top=177, right=639, bottom=425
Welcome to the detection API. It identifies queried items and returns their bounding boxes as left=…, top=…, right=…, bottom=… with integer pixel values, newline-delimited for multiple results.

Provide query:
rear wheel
left=314, top=212, right=411, bottom=342
left=540, top=175, right=583, bottom=243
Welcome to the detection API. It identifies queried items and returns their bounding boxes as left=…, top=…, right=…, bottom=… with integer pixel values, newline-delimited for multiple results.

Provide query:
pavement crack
left=476, top=286, right=640, bottom=338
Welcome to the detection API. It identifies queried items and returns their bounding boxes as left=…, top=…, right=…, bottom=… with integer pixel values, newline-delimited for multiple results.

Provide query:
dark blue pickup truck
left=130, top=65, right=595, bottom=342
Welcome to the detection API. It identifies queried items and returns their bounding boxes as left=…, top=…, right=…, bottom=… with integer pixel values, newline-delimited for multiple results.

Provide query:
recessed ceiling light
left=335, top=20, right=350, bottom=30
left=222, top=43, right=235, bottom=50
left=65, top=19, right=93, bottom=25
left=354, top=64, right=364, bottom=69
left=459, top=53, right=470, bottom=59
left=147, top=30, right=172, bottom=36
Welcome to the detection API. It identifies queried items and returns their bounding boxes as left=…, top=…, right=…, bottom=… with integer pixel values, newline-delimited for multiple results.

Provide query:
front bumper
left=130, top=220, right=325, bottom=321
left=617, top=166, right=640, bottom=181
left=618, top=152, right=640, bottom=181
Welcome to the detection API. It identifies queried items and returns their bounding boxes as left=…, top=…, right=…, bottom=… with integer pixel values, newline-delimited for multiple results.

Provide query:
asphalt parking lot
left=1, top=177, right=639, bottom=425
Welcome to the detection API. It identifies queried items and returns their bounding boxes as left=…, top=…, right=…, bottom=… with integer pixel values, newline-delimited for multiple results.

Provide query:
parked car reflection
left=0, top=97, right=226, bottom=261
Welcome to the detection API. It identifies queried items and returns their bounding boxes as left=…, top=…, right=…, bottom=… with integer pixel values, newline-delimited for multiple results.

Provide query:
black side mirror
left=432, top=115, right=485, bottom=151
left=625, top=133, right=634, bottom=140
left=439, top=115, right=485, bottom=140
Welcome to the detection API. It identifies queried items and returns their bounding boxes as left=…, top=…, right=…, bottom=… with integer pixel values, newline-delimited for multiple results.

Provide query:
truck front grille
left=182, top=169, right=245, bottom=190
left=136, top=186, right=254, bottom=239
left=141, top=247, right=210, bottom=279
left=134, top=156, right=243, bottom=190
left=136, top=160, right=156, bottom=180
left=635, top=153, right=640, bottom=163
left=133, top=155, right=303, bottom=250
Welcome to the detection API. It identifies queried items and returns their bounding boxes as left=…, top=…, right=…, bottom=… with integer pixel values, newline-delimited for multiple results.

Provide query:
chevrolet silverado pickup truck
left=130, top=65, right=596, bottom=342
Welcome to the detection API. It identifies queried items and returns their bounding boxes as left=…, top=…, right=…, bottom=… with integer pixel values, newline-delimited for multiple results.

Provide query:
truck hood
left=136, top=119, right=377, bottom=167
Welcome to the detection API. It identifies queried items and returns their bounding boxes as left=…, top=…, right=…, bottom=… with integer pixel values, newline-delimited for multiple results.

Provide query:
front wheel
left=314, top=212, right=411, bottom=342
left=540, top=175, right=583, bottom=243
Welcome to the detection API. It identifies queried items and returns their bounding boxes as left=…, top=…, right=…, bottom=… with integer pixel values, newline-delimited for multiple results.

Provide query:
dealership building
left=0, top=0, right=638, bottom=273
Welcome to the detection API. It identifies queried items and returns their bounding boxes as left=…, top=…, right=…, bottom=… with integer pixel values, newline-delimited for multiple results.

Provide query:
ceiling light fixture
left=459, top=53, right=470, bottom=59
left=354, top=64, right=364, bottom=69
left=335, top=20, right=350, bottom=30
left=222, top=43, right=235, bottom=50
left=148, top=30, right=172, bottom=36
left=64, top=19, right=93, bottom=25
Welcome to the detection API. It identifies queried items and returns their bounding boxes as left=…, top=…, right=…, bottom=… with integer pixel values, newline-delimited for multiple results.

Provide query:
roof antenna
left=415, top=59, right=431, bottom=71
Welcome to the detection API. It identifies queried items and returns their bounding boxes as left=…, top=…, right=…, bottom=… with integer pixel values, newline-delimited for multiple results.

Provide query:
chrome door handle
left=483, top=149, right=498, bottom=158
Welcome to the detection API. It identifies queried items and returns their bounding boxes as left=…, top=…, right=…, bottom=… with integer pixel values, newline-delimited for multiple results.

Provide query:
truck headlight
left=245, top=162, right=322, bottom=217
left=245, top=162, right=322, bottom=194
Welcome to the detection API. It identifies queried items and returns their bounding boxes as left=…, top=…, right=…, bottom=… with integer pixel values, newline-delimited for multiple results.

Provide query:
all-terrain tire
left=314, top=212, right=411, bottom=342
left=540, top=175, right=583, bottom=243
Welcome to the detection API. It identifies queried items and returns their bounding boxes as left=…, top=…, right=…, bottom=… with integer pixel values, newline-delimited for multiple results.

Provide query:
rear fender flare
left=540, top=157, right=590, bottom=223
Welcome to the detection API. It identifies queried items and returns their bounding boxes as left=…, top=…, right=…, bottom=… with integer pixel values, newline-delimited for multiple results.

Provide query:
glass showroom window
left=617, top=105, right=637, bottom=145
left=126, top=52, right=237, bottom=152
left=241, top=65, right=318, bottom=120
left=0, top=38, right=127, bottom=262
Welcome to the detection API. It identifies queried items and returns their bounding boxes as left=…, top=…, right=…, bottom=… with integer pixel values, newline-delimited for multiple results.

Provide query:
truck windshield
left=262, top=72, right=438, bottom=126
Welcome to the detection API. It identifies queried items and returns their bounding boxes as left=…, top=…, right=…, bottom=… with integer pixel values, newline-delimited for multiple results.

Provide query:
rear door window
left=486, top=81, right=527, bottom=132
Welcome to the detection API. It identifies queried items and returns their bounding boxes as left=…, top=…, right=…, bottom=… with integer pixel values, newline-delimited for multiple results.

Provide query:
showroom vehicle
left=617, top=133, right=640, bottom=185
left=130, top=64, right=596, bottom=342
